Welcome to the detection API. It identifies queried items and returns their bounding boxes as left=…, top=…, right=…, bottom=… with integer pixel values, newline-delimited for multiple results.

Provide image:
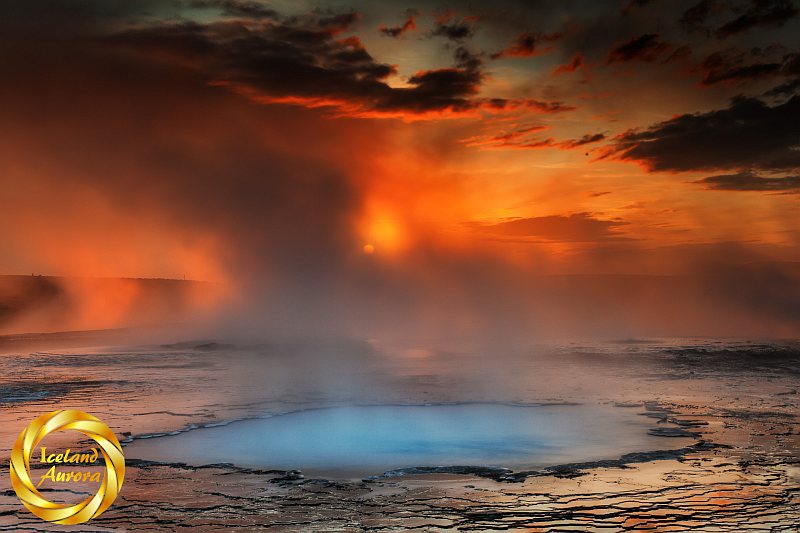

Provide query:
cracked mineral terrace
left=0, top=336, right=798, bottom=531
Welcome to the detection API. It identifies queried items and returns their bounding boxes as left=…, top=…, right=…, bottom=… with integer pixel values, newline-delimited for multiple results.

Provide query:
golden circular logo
left=9, top=409, right=125, bottom=524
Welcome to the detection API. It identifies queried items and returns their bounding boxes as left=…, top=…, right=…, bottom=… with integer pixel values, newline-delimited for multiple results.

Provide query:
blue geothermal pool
left=126, top=403, right=687, bottom=476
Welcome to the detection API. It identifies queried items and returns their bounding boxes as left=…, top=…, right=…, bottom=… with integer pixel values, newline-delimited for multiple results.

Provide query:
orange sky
left=1, top=0, right=799, bottom=338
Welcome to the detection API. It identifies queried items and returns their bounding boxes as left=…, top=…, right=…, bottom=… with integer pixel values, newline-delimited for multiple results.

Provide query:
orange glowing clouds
left=0, top=0, right=799, bottom=342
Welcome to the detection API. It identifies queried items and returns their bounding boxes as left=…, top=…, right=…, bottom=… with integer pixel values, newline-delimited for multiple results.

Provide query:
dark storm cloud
left=110, top=15, right=491, bottom=116
left=521, top=100, right=576, bottom=113
left=379, top=9, right=417, bottom=37
left=491, top=31, right=561, bottom=59
left=661, top=45, right=692, bottom=64
left=468, top=97, right=574, bottom=116
left=700, top=48, right=799, bottom=85
left=708, top=61, right=783, bottom=83
left=764, top=77, right=800, bottom=96
left=680, top=0, right=798, bottom=37
left=512, top=133, right=606, bottom=150
left=623, top=0, right=658, bottom=15
left=694, top=171, right=800, bottom=191
left=563, top=133, right=607, bottom=147
left=606, top=34, right=669, bottom=63
left=430, top=15, right=477, bottom=42
left=474, top=213, right=628, bottom=242
left=110, top=11, right=574, bottom=117
left=464, top=128, right=602, bottom=150
left=715, top=0, right=798, bottom=37
left=702, top=60, right=782, bottom=84
left=782, top=53, right=800, bottom=76
left=680, top=0, right=716, bottom=33
left=607, top=95, right=800, bottom=172
left=187, top=0, right=278, bottom=19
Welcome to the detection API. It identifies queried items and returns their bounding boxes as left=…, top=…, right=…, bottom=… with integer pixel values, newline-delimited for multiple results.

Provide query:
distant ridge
left=0, top=275, right=223, bottom=336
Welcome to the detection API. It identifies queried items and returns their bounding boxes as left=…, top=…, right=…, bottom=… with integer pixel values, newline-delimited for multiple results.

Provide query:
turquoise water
left=127, top=403, right=682, bottom=475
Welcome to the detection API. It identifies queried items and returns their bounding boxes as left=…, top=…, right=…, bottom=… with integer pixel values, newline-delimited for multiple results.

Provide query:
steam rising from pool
left=126, top=403, right=687, bottom=476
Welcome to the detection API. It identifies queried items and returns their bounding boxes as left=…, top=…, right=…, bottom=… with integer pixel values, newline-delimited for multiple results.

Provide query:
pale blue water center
left=126, top=403, right=686, bottom=476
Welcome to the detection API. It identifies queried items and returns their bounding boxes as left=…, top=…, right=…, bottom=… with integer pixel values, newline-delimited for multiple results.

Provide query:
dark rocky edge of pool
left=123, top=439, right=725, bottom=485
